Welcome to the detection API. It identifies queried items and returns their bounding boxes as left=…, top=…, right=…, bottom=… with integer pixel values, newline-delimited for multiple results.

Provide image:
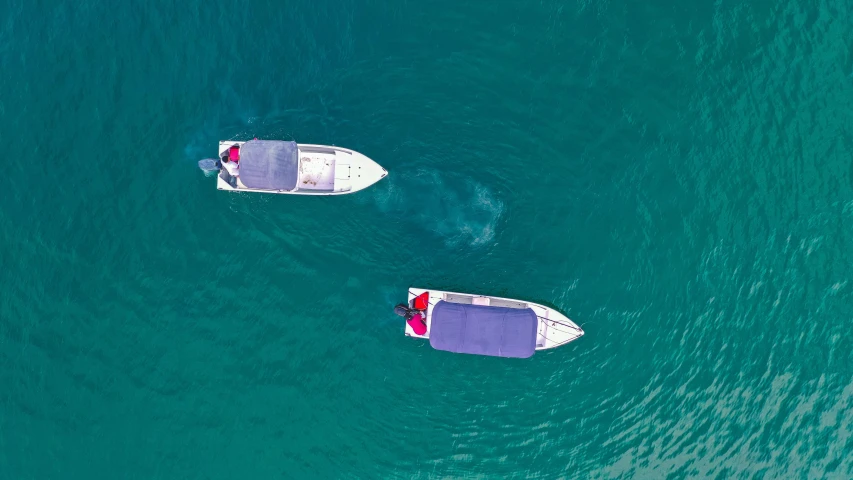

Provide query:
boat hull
left=216, top=141, right=387, bottom=195
left=405, top=287, right=583, bottom=351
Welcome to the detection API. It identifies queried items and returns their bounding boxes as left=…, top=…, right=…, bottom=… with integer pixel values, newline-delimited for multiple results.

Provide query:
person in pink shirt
left=395, top=304, right=427, bottom=335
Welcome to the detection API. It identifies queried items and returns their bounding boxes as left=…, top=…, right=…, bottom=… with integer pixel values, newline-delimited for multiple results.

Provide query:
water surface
left=2, top=0, right=852, bottom=477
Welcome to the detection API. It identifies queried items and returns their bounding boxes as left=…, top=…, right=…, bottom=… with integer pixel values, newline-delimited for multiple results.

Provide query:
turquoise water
left=2, top=0, right=853, bottom=477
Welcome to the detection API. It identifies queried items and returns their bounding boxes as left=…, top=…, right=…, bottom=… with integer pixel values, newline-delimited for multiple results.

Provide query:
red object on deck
left=407, top=313, right=427, bottom=335
left=414, top=292, right=429, bottom=310
left=229, top=146, right=240, bottom=162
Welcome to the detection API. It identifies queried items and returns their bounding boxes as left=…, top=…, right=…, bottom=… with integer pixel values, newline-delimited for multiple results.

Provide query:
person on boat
left=221, top=145, right=240, bottom=177
left=221, top=155, right=239, bottom=177
left=394, top=303, right=427, bottom=336
left=407, top=312, right=427, bottom=335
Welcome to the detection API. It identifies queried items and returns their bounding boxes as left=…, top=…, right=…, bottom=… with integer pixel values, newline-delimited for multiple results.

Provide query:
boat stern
left=404, top=287, right=432, bottom=339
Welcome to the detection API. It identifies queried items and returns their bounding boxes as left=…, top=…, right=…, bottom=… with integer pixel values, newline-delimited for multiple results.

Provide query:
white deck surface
left=298, top=155, right=336, bottom=190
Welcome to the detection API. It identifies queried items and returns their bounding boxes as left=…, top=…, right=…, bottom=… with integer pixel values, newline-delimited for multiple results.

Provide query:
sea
left=2, top=0, right=852, bottom=478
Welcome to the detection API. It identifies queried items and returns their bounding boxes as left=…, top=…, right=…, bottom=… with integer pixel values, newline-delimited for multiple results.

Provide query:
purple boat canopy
left=428, top=301, right=538, bottom=358
left=238, top=140, right=299, bottom=191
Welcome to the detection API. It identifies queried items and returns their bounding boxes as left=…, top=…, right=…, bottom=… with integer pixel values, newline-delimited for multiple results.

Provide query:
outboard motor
left=394, top=303, right=416, bottom=320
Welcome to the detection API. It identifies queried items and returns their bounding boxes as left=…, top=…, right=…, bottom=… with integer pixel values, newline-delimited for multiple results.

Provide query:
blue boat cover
left=429, top=301, right=537, bottom=358
left=238, top=140, right=298, bottom=191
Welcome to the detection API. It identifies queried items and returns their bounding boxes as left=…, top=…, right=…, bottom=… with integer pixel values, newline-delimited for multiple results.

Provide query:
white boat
left=398, top=287, right=583, bottom=358
left=215, top=140, right=387, bottom=195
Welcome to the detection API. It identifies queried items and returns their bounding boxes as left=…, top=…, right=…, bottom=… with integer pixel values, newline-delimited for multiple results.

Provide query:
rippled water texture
left=2, top=0, right=852, bottom=478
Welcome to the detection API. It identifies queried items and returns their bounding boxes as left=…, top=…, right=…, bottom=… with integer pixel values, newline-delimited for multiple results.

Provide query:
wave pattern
left=1, top=0, right=852, bottom=478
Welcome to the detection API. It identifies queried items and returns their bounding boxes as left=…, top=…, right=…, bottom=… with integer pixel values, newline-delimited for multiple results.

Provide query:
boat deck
left=299, top=154, right=336, bottom=190
left=444, top=293, right=527, bottom=309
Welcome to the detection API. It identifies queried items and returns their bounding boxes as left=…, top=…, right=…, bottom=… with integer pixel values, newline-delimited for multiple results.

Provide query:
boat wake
left=371, top=168, right=504, bottom=247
